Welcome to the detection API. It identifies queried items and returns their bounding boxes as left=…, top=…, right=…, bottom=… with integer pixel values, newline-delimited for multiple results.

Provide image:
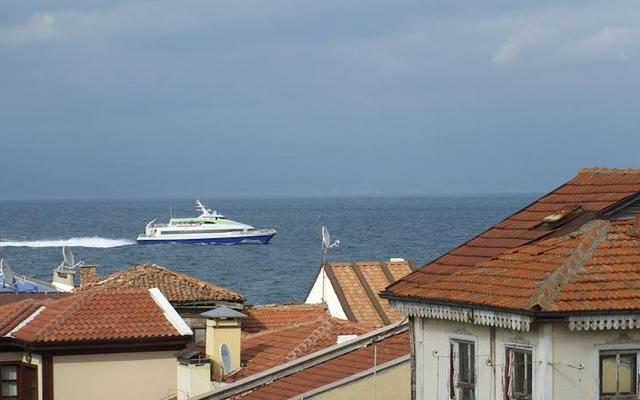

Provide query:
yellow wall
left=312, top=360, right=410, bottom=400
left=205, top=318, right=241, bottom=377
left=53, top=351, right=178, bottom=400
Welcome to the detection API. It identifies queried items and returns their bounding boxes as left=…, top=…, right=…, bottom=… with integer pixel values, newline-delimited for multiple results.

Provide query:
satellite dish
left=322, top=226, right=330, bottom=249
left=58, top=246, right=83, bottom=270
left=0, top=259, right=15, bottom=286
left=321, top=226, right=339, bottom=250
left=220, top=343, right=232, bottom=374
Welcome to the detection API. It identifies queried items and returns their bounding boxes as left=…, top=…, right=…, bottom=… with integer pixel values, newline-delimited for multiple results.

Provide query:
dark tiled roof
left=80, top=264, right=245, bottom=304
left=0, top=289, right=187, bottom=343
left=411, top=219, right=640, bottom=313
left=241, top=303, right=328, bottom=334
left=387, top=168, right=640, bottom=300
left=238, top=328, right=410, bottom=400
left=323, top=260, right=414, bottom=327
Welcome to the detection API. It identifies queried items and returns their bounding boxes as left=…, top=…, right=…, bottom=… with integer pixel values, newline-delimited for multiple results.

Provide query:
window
left=505, top=347, right=533, bottom=400
left=0, top=364, right=37, bottom=400
left=450, top=339, right=475, bottom=400
left=1, top=365, right=17, bottom=400
left=600, top=351, right=637, bottom=399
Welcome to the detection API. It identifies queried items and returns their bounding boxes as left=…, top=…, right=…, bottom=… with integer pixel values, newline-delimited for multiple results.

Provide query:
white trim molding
left=390, top=300, right=532, bottom=332
left=569, top=314, right=640, bottom=331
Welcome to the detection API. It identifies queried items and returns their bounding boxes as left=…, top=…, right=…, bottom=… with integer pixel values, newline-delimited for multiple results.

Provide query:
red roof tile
left=397, top=219, right=640, bottom=313
left=387, top=168, right=640, bottom=301
left=0, top=289, right=188, bottom=344
left=323, top=260, right=414, bottom=327
left=233, top=316, right=369, bottom=380
left=80, top=264, right=245, bottom=305
left=237, top=328, right=410, bottom=399
left=241, top=304, right=328, bottom=334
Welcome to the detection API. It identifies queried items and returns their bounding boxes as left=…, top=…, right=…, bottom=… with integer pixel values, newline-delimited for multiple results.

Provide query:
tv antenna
left=321, top=226, right=339, bottom=303
left=58, top=246, right=83, bottom=270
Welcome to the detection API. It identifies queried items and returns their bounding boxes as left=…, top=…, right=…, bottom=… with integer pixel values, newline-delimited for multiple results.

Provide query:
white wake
left=0, top=237, right=135, bottom=248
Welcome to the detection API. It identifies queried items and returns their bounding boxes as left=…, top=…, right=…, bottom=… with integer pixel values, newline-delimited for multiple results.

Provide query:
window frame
left=0, top=362, right=38, bottom=400
left=595, top=343, right=640, bottom=400
left=448, top=333, right=478, bottom=400
left=504, top=345, right=534, bottom=400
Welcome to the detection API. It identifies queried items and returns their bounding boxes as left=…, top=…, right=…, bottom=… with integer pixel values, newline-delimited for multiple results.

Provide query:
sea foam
left=0, top=237, right=135, bottom=248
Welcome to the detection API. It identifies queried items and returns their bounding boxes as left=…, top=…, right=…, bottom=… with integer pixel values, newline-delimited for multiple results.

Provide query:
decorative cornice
left=390, top=300, right=532, bottom=332
left=569, top=315, right=640, bottom=331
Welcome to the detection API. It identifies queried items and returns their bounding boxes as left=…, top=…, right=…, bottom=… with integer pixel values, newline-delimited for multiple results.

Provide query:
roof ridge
left=33, top=291, right=98, bottom=341
left=578, top=167, right=640, bottom=176
left=527, top=219, right=610, bottom=310
left=94, top=263, right=245, bottom=299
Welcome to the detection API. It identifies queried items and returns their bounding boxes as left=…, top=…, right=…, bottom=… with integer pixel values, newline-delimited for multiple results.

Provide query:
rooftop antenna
left=321, top=226, right=339, bottom=303
left=58, top=246, right=83, bottom=270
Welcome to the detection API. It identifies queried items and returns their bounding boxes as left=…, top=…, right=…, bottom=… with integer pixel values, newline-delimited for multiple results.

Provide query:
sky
left=1, top=0, right=640, bottom=199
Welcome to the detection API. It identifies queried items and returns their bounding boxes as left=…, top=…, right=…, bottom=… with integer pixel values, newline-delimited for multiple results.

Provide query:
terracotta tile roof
left=241, top=303, right=328, bottom=334
left=232, top=316, right=369, bottom=381
left=0, top=289, right=188, bottom=344
left=387, top=168, right=640, bottom=300
left=397, top=219, right=640, bottom=313
left=323, top=260, right=414, bottom=327
left=236, top=327, right=410, bottom=400
left=80, top=264, right=245, bottom=305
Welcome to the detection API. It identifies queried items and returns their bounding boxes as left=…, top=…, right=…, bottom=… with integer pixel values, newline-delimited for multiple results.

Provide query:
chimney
left=200, top=306, right=247, bottom=379
left=52, top=268, right=76, bottom=292
left=80, top=265, right=98, bottom=287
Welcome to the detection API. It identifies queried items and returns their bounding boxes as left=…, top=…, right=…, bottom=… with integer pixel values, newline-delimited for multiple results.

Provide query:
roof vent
left=389, top=258, right=405, bottom=262
left=542, top=205, right=583, bottom=225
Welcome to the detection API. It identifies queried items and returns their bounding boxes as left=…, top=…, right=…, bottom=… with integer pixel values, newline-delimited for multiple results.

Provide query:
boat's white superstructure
left=137, top=200, right=276, bottom=244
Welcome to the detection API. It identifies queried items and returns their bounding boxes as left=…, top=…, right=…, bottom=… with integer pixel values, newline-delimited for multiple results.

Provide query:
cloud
left=574, top=25, right=640, bottom=59
left=491, top=1, right=640, bottom=67
left=0, top=13, right=58, bottom=47
left=492, top=26, right=556, bottom=66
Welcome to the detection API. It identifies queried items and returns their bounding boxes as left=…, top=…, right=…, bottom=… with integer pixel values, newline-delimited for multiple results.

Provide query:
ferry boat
left=136, top=200, right=276, bottom=245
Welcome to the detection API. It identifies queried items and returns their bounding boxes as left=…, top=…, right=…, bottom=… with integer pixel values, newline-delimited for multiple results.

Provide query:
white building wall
left=304, top=267, right=348, bottom=320
left=413, top=316, right=640, bottom=400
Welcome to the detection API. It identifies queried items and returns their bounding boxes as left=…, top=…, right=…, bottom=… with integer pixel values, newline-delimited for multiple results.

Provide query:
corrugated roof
left=323, top=260, right=414, bottom=327
left=0, top=289, right=188, bottom=343
left=387, top=168, right=640, bottom=302
left=80, top=263, right=245, bottom=305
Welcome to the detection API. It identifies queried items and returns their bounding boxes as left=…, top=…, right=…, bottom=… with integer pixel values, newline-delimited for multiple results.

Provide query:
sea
left=0, top=195, right=535, bottom=304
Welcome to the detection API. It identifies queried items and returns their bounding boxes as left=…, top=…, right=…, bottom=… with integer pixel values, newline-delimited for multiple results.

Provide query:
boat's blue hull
left=137, top=233, right=275, bottom=245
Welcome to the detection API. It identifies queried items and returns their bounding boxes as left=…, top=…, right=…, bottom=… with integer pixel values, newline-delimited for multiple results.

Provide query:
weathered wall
left=53, top=351, right=178, bottom=400
left=414, top=316, right=640, bottom=400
